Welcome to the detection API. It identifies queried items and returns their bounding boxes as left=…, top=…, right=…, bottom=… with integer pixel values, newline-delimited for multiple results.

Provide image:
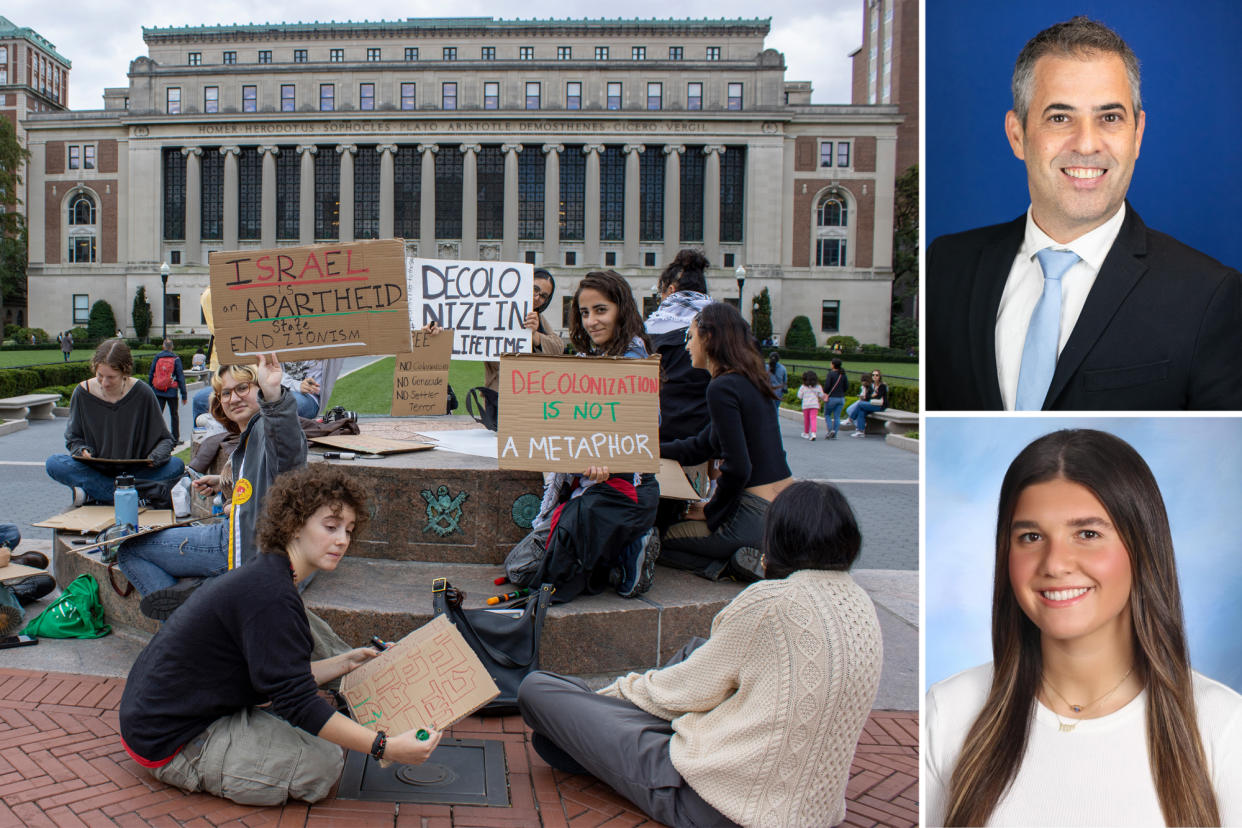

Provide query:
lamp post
left=160, top=262, right=170, bottom=341
left=735, top=264, right=746, bottom=310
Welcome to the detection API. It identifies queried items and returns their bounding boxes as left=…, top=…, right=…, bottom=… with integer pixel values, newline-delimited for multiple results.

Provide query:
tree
left=890, top=164, right=919, bottom=347
left=132, top=286, right=153, bottom=342
left=785, top=315, right=816, bottom=351
left=0, top=117, right=31, bottom=326
left=752, top=287, right=772, bottom=341
left=88, top=300, right=119, bottom=341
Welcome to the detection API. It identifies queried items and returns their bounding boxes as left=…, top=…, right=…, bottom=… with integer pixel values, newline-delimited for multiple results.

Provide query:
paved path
left=0, top=667, right=917, bottom=827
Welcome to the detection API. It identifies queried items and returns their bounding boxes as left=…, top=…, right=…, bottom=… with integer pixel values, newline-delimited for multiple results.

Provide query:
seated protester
left=644, top=249, right=713, bottom=443
left=660, top=303, right=794, bottom=582
left=191, top=289, right=219, bottom=426
left=147, top=338, right=188, bottom=444
left=45, top=339, right=184, bottom=506
left=280, top=359, right=343, bottom=420
left=513, top=270, right=658, bottom=601
left=118, top=354, right=307, bottom=620
left=518, top=482, right=883, bottom=828
left=118, top=464, right=442, bottom=806
left=483, top=267, right=566, bottom=392
left=191, top=347, right=207, bottom=371
left=846, top=369, right=888, bottom=438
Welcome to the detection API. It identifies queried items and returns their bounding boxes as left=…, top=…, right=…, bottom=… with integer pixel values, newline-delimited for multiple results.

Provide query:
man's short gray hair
left=1012, top=16, right=1141, bottom=125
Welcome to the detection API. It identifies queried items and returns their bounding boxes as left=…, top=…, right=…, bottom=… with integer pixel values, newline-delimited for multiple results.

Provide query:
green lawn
left=0, top=349, right=160, bottom=368
left=326, top=358, right=486, bottom=415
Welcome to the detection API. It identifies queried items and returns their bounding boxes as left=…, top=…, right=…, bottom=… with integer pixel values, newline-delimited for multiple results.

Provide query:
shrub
left=132, top=286, right=153, bottom=342
left=87, top=300, right=119, bottom=341
left=752, top=287, right=772, bottom=341
left=785, top=315, right=816, bottom=351
left=825, top=335, right=860, bottom=353
left=890, top=315, right=918, bottom=351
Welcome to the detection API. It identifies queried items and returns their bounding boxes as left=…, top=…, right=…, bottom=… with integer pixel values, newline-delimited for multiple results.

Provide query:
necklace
left=1043, top=665, right=1134, bottom=733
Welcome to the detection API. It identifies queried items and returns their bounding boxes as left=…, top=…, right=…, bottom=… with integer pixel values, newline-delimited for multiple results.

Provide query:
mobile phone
left=0, top=635, right=37, bottom=649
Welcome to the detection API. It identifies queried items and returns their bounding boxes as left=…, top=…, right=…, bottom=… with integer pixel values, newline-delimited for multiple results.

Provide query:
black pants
left=659, top=492, right=769, bottom=580
left=156, top=394, right=181, bottom=442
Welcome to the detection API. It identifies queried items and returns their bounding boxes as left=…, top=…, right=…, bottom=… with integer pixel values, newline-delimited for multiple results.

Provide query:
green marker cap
left=416, top=728, right=430, bottom=741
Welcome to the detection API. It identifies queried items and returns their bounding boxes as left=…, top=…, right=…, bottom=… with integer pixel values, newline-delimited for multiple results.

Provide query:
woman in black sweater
left=119, top=464, right=440, bottom=806
left=659, top=303, right=793, bottom=581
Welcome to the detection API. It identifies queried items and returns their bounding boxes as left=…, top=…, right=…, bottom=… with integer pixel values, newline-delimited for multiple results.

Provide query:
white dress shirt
left=995, top=205, right=1127, bottom=410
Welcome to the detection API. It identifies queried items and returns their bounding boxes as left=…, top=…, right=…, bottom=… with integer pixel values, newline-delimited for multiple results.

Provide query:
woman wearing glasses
left=846, top=369, right=888, bottom=438
left=118, top=354, right=308, bottom=621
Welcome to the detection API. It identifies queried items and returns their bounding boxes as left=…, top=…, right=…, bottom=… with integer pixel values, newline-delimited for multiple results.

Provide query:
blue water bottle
left=114, top=474, right=139, bottom=534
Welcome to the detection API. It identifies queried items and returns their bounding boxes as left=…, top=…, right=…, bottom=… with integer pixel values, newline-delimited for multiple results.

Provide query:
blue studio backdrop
left=926, top=0, right=1242, bottom=270
left=925, top=417, right=1242, bottom=696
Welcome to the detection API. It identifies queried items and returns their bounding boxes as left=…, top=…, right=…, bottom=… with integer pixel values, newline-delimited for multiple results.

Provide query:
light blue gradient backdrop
left=925, top=418, right=1242, bottom=693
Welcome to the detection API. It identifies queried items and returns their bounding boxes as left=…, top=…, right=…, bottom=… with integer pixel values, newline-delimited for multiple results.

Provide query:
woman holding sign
left=119, top=464, right=442, bottom=806
left=516, top=270, right=660, bottom=602
left=659, top=302, right=793, bottom=582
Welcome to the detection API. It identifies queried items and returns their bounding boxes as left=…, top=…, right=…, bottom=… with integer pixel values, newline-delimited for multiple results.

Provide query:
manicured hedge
left=0, top=349, right=200, bottom=398
left=782, top=382, right=918, bottom=412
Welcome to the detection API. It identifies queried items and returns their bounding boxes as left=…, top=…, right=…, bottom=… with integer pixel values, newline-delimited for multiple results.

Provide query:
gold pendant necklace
left=1043, top=665, right=1134, bottom=733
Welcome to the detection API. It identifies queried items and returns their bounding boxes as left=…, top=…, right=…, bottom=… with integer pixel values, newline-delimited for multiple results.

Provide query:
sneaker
left=70, top=486, right=87, bottom=508
left=810, top=434, right=817, bottom=441
left=140, top=578, right=204, bottom=621
left=729, top=546, right=765, bottom=582
left=616, top=528, right=661, bottom=599
left=800, top=432, right=808, bottom=440
left=828, top=431, right=837, bottom=439
left=852, top=430, right=865, bottom=438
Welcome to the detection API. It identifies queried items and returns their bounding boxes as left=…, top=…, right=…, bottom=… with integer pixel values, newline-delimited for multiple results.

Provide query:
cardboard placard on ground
left=210, top=239, right=412, bottom=363
left=498, top=353, right=661, bottom=473
left=406, top=258, right=533, bottom=361
left=656, top=459, right=702, bottom=501
left=309, top=434, right=435, bottom=455
left=34, top=506, right=176, bottom=533
left=341, top=614, right=499, bottom=739
left=391, top=328, right=454, bottom=416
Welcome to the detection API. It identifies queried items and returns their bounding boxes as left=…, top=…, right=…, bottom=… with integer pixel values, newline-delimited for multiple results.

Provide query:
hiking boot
left=140, top=578, right=204, bottom=621
left=616, top=528, right=661, bottom=599
left=9, top=551, right=49, bottom=570
left=729, top=546, right=765, bottom=582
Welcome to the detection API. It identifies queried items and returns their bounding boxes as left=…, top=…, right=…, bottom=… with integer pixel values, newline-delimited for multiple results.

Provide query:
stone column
left=703, top=145, right=725, bottom=264
left=418, top=144, right=437, bottom=255
left=662, top=145, right=684, bottom=264
left=258, top=145, right=279, bottom=248
left=622, top=144, right=644, bottom=266
left=377, top=144, right=397, bottom=240
left=181, top=147, right=202, bottom=264
left=460, top=143, right=481, bottom=259
left=583, top=144, right=604, bottom=266
left=297, top=145, right=316, bottom=244
left=542, top=144, right=563, bottom=264
left=220, top=146, right=241, bottom=251
left=337, top=144, right=357, bottom=243
left=501, top=143, right=522, bottom=262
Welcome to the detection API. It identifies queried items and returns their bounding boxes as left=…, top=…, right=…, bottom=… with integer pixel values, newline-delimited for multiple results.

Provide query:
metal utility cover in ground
left=336, top=739, right=509, bottom=806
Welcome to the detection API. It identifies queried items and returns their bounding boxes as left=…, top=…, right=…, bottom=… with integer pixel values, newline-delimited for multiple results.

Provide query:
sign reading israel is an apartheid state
left=209, top=239, right=413, bottom=362
left=498, top=352, right=661, bottom=473
left=406, top=258, right=534, bottom=361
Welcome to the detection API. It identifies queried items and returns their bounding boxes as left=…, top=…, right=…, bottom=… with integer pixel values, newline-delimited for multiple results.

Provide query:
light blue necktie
left=1015, top=248, right=1080, bottom=410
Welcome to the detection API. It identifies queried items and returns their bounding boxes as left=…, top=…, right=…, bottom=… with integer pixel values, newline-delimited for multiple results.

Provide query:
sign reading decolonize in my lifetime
left=209, top=239, right=413, bottom=362
left=498, top=353, right=661, bottom=473
left=406, top=259, right=534, bottom=361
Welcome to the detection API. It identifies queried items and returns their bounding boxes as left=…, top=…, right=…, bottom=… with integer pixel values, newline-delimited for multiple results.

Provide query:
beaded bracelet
left=370, top=730, right=387, bottom=760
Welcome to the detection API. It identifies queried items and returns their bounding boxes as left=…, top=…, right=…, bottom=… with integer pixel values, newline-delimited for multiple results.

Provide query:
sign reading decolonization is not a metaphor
left=406, top=259, right=534, bottom=361
left=497, top=353, right=661, bottom=473
left=209, top=239, right=413, bottom=362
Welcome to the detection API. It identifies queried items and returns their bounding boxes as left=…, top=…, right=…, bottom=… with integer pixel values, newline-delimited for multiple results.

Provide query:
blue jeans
left=0, top=523, right=19, bottom=551
left=117, top=521, right=229, bottom=596
left=192, top=387, right=212, bottom=424
left=824, top=397, right=845, bottom=432
left=45, top=454, right=185, bottom=504
left=849, top=402, right=884, bottom=432
left=289, top=390, right=320, bottom=419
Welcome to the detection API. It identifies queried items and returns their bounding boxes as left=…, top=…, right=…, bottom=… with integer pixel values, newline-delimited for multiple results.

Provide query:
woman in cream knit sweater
left=518, top=482, right=883, bottom=827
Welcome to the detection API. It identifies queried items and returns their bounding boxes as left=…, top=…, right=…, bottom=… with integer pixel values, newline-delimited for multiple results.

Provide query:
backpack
left=152, top=355, right=177, bottom=391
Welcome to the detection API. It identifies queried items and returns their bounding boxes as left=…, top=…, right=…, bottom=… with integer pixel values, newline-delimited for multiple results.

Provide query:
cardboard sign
left=341, top=614, right=499, bottom=738
left=497, top=353, right=661, bottom=473
left=391, top=328, right=454, bottom=416
left=34, top=506, right=175, bottom=533
left=210, top=239, right=413, bottom=363
left=656, top=459, right=703, bottom=501
left=309, top=434, right=435, bottom=455
left=406, top=259, right=533, bottom=361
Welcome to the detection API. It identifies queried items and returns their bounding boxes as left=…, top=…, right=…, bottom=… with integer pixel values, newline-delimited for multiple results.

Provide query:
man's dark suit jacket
left=926, top=205, right=1242, bottom=410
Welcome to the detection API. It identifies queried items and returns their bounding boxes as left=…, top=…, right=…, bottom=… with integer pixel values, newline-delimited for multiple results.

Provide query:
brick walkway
left=0, top=668, right=918, bottom=827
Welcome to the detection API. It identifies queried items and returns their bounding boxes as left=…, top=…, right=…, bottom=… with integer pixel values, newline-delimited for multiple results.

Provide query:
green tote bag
left=22, top=574, right=111, bottom=639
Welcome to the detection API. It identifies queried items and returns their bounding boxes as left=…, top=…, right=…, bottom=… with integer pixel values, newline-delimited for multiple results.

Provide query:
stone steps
left=54, top=537, right=744, bottom=676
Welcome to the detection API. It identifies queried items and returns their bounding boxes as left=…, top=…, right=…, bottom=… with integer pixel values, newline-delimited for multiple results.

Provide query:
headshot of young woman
left=924, top=421, right=1241, bottom=827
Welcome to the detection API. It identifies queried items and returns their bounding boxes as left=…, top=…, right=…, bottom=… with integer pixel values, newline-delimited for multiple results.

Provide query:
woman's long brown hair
left=945, top=429, right=1219, bottom=826
left=568, top=270, right=650, bottom=356
left=693, top=302, right=776, bottom=399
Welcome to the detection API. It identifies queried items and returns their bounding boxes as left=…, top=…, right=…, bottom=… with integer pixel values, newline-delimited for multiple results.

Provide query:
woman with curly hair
left=925, top=430, right=1242, bottom=826
left=119, top=464, right=442, bottom=806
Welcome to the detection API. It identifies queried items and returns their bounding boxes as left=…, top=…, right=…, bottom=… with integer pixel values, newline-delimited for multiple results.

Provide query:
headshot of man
left=925, top=14, right=1242, bottom=411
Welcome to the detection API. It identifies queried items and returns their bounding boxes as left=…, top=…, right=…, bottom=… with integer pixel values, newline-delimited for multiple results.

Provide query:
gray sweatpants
left=151, top=706, right=343, bottom=806
left=517, top=638, right=739, bottom=828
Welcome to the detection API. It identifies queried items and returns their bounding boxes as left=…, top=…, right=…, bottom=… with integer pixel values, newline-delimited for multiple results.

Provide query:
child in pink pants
left=796, top=371, right=827, bottom=441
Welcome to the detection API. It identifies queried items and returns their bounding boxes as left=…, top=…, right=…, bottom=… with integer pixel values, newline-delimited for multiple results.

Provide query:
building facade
left=23, top=17, right=900, bottom=345
left=850, top=0, right=917, bottom=175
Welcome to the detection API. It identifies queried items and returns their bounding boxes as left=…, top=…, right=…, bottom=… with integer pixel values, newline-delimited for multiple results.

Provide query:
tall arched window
left=815, top=191, right=849, bottom=267
left=67, top=192, right=97, bottom=263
